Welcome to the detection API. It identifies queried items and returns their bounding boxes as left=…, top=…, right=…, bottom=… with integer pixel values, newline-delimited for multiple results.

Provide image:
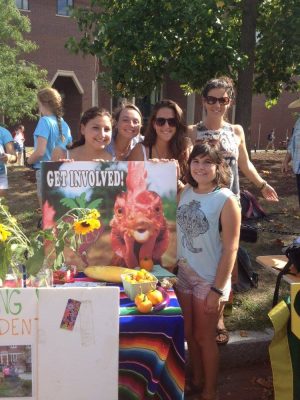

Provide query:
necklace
left=115, top=142, right=131, bottom=160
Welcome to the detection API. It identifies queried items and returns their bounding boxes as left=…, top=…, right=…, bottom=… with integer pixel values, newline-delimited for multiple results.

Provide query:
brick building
left=17, top=0, right=111, bottom=145
left=17, top=1, right=299, bottom=149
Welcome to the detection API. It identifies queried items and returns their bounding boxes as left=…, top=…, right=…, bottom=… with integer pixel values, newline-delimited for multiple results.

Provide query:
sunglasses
left=205, top=96, right=230, bottom=105
left=155, top=117, right=177, bottom=127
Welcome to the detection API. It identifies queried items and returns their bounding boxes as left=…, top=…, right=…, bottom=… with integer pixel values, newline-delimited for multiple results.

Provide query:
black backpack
left=273, top=243, right=300, bottom=307
left=239, top=190, right=267, bottom=243
left=240, top=190, right=267, bottom=221
left=232, top=247, right=259, bottom=293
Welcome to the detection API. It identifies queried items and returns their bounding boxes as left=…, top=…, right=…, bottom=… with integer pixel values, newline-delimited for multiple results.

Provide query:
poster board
left=0, top=287, right=119, bottom=399
left=41, top=161, right=177, bottom=269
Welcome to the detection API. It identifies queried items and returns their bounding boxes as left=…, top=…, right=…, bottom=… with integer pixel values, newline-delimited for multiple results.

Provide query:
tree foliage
left=0, top=0, right=48, bottom=125
left=67, top=0, right=247, bottom=97
left=67, top=0, right=300, bottom=104
left=255, top=0, right=300, bottom=103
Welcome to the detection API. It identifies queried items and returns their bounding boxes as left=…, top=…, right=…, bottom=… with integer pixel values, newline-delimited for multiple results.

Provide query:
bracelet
left=259, top=180, right=267, bottom=191
left=210, top=286, right=224, bottom=296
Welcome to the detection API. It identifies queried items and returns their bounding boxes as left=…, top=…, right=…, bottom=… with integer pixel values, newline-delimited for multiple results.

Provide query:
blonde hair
left=37, top=87, right=65, bottom=142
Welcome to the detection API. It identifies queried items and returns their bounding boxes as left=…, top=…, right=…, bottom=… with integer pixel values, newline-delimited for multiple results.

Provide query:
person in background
left=106, top=103, right=143, bottom=160
left=13, top=124, right=25, bottom=166
left=0, top=126, right=17, bottom=192
left=176, top=142, right=240, bottom=399
left=52, top=107, right=113, bottom=162
left=265, top=129, right=276, bottom=152
left=26, top=87, right=72, bottom=207
left=188, top=76, right=278, bottom=346
left=128, top=99, right=192, bottom=190
left=282, top=103, right=300, bottom=205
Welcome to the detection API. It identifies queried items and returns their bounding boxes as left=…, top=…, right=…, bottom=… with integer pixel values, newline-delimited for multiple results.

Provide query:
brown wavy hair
left=186, top=141, right=231, bottom=188
left=69, top=107, right=112, bottom=149
left=143, top=99, right=189, bottom=179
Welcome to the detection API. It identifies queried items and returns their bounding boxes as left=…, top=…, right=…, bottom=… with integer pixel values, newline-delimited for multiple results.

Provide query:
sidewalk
left=185, top=329, right=274, bottom=399
left=219, top=328, right=273, bottom=369
left=185, top=328, right=273, bottom=369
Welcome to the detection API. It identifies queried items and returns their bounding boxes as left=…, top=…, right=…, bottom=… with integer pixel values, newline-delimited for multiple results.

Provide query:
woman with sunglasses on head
left=189, top=76, right=278, bottom=347
left=128, top=99, right=192, bottom=188
left=106, top=103, right=143, bottom=161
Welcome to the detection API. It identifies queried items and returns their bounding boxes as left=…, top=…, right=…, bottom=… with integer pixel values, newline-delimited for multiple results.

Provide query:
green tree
left=67, top=0, right=244, bottom=97
left=68, top=0, right=300, bottom=143
left=0, top=0, right=48, bottom=125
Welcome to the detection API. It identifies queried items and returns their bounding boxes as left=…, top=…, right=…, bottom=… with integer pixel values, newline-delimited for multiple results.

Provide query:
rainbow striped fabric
left=119, top=290, right=185, bottom=399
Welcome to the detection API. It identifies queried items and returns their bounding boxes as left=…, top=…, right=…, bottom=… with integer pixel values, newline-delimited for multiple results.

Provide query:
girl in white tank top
left=176, top=142, right=241, bottom=400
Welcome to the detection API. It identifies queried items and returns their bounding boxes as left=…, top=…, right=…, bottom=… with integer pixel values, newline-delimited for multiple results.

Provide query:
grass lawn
left=5, top=150, right=299, bottom=331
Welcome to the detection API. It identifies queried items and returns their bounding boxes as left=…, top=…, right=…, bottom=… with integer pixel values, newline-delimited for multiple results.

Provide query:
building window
left=15, top=0, right=29, bottom=10
left=57, top=0, right=73, bottom=16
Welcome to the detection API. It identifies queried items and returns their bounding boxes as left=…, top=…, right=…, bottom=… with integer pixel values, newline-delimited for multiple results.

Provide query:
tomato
left=136, top=295, right=153, bottom=313
left=139, top=257, right=154, bottom=272
left=134, top=293, right=145, bottom=306
left=147, top=289, right=163, bottom=305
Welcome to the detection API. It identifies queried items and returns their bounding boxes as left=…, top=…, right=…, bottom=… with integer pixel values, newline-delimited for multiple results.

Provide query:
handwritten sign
left=0, top=287, right=119, bottom=399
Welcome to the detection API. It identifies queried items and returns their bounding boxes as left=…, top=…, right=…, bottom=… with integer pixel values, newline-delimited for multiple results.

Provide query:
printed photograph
left=41, top=161, right=177, bottom=270
left=0, top=345, right=32, bottom=397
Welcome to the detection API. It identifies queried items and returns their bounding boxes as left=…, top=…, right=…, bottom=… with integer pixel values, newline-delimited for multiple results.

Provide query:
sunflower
left=87, top=209, right=101, bottom=219
left=73, top=218, right=101, bottom=235
left=0, top=224, right=11, bottom=242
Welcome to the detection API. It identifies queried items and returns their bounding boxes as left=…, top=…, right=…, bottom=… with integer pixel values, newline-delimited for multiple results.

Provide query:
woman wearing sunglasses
left=188, top=76, right=278, bottom=356
left=128, top=99, right=191, bottom=188
left=190, top=76, right=278, bottom=201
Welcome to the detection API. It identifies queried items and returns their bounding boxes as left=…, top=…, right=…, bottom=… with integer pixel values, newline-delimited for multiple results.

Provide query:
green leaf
left=60, top=198, right=79, bottom=209
left=25, top=246, right=45, bottom=277
left=76, top=193, right=87, bottom=208
left=87, top=199, right=102, bottom=209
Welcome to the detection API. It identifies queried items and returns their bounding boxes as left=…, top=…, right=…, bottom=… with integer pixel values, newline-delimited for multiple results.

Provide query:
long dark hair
left=186, top=142, right=230, bottom=188
left=69, top=107, right=112, bottom=149
left=143, top=99, right=189, bottom=179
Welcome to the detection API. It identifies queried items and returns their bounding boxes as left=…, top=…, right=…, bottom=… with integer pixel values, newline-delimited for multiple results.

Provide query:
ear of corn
left=84, top=266, right=136, bottom=283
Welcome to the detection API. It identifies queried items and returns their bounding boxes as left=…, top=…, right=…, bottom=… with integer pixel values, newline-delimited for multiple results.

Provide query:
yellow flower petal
left=87, top=209, right=100, bottom=219
left=0, top=224, right=11, bottom=242
left=73, top=218, right=101, bottom=235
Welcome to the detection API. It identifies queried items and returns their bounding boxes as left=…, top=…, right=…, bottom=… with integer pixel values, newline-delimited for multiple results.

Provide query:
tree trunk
left=235, top=0, right=258, bottom=157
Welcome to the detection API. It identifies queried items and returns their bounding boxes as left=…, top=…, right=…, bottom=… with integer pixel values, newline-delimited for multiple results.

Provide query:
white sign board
left=0, top=287, right=119, bottom=400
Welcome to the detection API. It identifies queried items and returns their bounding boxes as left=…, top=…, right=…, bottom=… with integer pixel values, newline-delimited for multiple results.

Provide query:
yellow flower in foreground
left=0, top=224, right=11, bottom=242
left=87, top=209, right=100, bottom=219
left=73, top=218, right=101, bottom=235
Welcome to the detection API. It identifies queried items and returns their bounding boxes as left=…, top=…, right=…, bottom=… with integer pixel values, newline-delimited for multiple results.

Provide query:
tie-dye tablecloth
left=119, top=289, right=185, bottom=400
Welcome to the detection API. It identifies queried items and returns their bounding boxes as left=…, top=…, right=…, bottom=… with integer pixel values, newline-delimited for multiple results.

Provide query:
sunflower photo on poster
left=41, top=161, right=177, bottom=270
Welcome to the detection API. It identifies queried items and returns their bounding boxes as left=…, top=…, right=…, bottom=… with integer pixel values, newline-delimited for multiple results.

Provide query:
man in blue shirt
left=0, top=126, right=17, bottom=191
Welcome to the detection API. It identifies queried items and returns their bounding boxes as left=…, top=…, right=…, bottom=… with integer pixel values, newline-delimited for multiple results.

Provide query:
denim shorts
left=175, top=259, right=231, bottom=301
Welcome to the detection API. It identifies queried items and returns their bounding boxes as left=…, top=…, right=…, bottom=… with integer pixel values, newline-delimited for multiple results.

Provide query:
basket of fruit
left=121, top=269, right=158, bottom=300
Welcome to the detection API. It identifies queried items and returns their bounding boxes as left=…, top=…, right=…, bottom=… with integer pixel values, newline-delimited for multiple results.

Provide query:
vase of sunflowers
left=0, top=197, right=103, bottom=286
